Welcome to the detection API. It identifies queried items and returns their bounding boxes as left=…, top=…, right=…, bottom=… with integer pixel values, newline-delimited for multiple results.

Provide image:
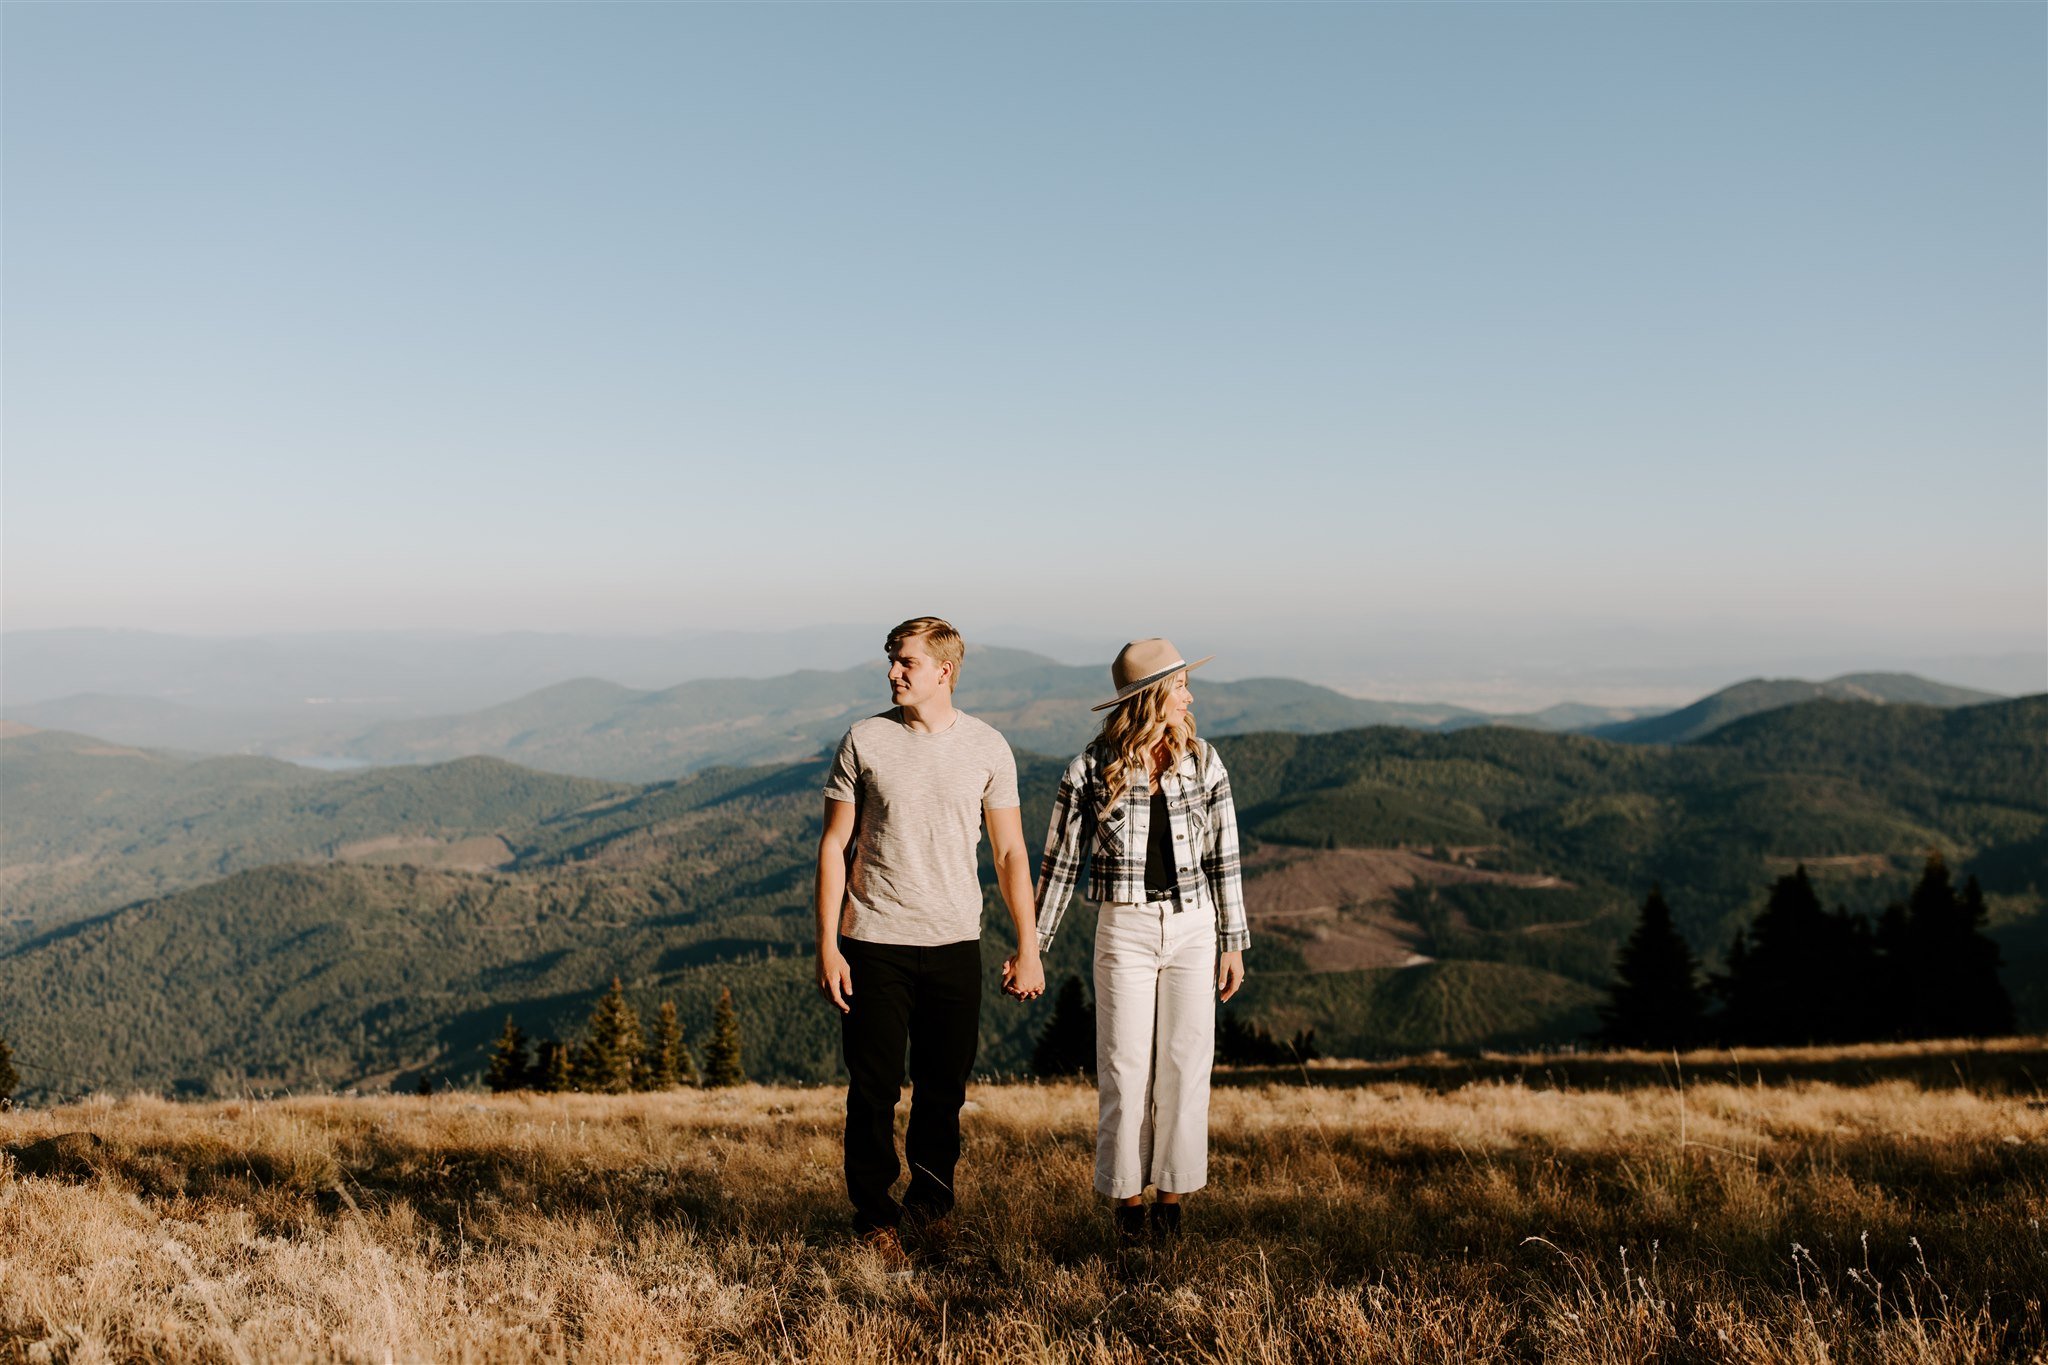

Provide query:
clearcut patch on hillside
left=1244, top=846, right=1573, bottom=971
left=333, top=834, right=515, bottom=872
left=1763, top=853, right=1901, bottom=877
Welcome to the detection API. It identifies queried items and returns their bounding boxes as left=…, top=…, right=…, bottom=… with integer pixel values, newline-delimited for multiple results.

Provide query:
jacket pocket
left=1173, top=791, right=1208, bottom=856
left=1095, top=799, right=1129, bottom=855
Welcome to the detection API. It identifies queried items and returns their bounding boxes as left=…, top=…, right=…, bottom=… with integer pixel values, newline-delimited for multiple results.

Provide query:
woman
left=1034, top=637, right=1248, bottom=1245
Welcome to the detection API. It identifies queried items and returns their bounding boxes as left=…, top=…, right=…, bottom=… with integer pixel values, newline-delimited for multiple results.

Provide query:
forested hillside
left=1, top=696, right=2039, bottom=1099
left=0, top=729, right=624, bottom=943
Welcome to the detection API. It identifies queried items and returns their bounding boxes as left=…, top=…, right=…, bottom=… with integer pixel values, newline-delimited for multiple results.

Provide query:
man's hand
left=1002, top=950, right=1046, bottom=1001
left=1217, top=950, right=1245, bottom=1002
left=984, top=803, right=1043, bottom=1003
left=818, top=942, right=854, bottom=1014
left=814, top=797, right=858, bottom=1014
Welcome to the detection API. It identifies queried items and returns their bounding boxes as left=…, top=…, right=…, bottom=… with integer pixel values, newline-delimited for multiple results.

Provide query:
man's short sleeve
left=983, top=734, right=1020, bottom=810
left=823, top=729, right=860, bottom=803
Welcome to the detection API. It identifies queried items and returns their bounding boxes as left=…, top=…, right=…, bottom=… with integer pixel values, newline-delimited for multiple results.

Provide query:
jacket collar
left=1120, top=747, right=1199, bottom=795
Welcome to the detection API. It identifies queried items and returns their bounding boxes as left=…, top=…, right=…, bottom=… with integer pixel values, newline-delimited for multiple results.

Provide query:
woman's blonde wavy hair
left=1092, top=672, right=1198, bottom=811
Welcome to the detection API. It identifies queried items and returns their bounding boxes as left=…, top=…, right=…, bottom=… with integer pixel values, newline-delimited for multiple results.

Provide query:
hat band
left=1112, top=659, right=1188, bottom=700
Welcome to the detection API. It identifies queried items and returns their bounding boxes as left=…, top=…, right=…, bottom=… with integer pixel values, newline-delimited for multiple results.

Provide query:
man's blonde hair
left=885, top=616, right=965, bottom=691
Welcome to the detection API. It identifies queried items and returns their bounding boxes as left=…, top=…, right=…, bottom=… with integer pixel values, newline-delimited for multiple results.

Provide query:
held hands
left=1217, top=950, right=1245, bottom=1002
left=817, top=943, right=854, bottom=1014
left=1002, top=949, right=1046, bottom=1001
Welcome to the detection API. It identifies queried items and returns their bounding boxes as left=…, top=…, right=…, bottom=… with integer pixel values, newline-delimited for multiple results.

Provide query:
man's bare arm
left=986, top=803, right=1045, bottom=1000
left=815, top=797, right=858, bottom=1013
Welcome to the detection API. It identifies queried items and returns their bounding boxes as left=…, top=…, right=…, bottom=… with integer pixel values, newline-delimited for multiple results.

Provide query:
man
left=815, top=616, right=1044, bottom=1252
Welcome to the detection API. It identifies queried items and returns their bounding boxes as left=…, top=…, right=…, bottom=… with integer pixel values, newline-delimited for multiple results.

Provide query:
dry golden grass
left=4, top=1041, right=2045, bottom=1362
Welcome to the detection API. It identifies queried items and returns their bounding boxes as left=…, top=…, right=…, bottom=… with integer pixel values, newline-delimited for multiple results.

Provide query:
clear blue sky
left=4, top=3, right=2042, bottom=677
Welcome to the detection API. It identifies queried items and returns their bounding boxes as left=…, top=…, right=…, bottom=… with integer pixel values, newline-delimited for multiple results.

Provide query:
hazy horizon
left=3, top=621, right=2040, bottom=715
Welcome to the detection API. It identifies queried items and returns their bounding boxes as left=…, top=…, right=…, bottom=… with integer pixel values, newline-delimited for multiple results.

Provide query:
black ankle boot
left=1115, top=1204, right=1147, bottom=1248
left=1150, top=1201, right=1182, bottom=1239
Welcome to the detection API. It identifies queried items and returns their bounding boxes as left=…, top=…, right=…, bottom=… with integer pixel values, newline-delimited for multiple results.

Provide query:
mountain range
left=2, top=645, right=2001, bottom=784
left=0, top=646, right=1571, bottom=768
left=318, top=649, right=1511, bottom=781
left=2, top=692, right=2040, bottom=1100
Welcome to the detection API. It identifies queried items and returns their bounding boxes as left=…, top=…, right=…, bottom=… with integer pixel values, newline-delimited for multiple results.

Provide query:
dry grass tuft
left=4, top=1045, right=2046, bottom=1362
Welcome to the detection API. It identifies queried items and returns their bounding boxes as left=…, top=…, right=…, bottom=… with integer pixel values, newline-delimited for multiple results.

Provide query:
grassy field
left=3, top=1039, right=2045, bottom=1362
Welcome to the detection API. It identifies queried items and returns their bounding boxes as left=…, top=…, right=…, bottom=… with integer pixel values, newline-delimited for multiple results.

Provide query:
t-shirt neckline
left=894, top=706, right=961, bottom=737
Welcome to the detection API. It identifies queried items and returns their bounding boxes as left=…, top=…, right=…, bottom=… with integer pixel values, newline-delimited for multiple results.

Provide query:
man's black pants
left=839, top=936, right=982, bottom=1234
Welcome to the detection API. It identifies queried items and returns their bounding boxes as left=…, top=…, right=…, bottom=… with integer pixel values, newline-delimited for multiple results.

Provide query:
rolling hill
left=1590, top=673, right=2002, bottom=745
left=0, top=727, right=625, bottom=943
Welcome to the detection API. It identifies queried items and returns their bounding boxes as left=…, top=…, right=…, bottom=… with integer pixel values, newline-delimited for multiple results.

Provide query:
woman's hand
left=1217, top=950, right=1245, bottom=1002
left=1003, top=950, right=1046, bottom=1000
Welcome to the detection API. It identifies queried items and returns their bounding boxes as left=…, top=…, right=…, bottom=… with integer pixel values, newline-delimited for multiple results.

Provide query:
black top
left=1144, top=786, right=1177, bottom=896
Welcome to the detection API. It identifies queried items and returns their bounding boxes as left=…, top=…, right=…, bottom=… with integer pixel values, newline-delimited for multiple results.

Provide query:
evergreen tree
left=644, top=1000, right=697, bottom=1089
left=1215, top=1015, right=1316, bottom=1066
left=0, top=1037, right=17, bottom=1110
left=1883, top=853, right=2015, bottom=1040
left=1032, top=976, right=1096, bottom=1077
left=1216, top=1014, right=1266, bottom=1066
left=702, top=987, right=746, bottom=1088
left=485, top=1015, right=531, bottom=1093
left=1716, top=866, right=1880, bottom=1045
left=577, top=978, right=644, bottom=1094
left=531, top=1039, right=573, bottom=1094
left=1595, top=885, right=1707, bottom=1050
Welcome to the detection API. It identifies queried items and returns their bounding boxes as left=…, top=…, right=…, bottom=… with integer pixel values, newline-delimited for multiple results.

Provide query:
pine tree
left=1872, top=897, right=1913, bottom=1037
left=0, top=1037, right=18, bottom=1110
left=1716, top=866, right=1880, bottom=1045
left=645, top=1001, right=697, bottom=1089
left=1216, top=1014, right=1311, bottom=1066
left=1595, top=886, right=1707, bottom=1050
left=1884, top=853, right=2016, bottom=1040
left=577, top=978, right=644, bottom=1094
left=531, top=1040, right=573, bottom=1094
left=1032, top=976, right=1096, bottom=1077
left=702, top=988, right=746, bottom=1088
left=1216, top=1013, right=1268, bottom=1066
left=485, top=1015, right=531, bottom=1093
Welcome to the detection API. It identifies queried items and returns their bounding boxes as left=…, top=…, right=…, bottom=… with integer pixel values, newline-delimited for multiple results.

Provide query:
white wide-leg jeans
left=1093, top=898, right=1217, bottom=1198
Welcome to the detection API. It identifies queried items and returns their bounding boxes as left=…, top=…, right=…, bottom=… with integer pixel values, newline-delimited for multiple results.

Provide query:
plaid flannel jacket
left=1034, top=738, right=1249, bottom=955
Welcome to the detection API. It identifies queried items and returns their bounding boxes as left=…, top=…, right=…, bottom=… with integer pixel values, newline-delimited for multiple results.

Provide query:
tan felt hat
left=1091, top=637, right=1215, bottom=711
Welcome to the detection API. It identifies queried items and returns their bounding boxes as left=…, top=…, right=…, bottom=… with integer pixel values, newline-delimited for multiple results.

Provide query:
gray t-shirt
left=823, top=709, right=1021, bottom=946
